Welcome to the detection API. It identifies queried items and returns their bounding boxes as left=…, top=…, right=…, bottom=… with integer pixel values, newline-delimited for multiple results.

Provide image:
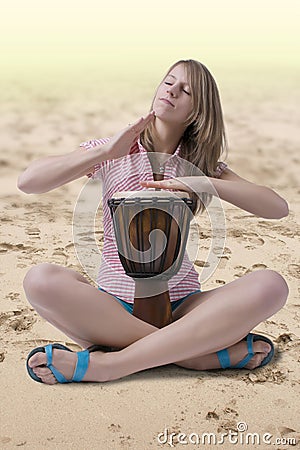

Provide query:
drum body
left=108, top=190, right=195, bottom=327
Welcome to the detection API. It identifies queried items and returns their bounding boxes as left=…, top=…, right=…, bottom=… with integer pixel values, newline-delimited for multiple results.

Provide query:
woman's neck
left=152, top=118, right=185, bottom=154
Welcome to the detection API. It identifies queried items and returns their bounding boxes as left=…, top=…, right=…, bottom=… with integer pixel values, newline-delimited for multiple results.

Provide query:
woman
left=18, top=59, right=289, bottom=384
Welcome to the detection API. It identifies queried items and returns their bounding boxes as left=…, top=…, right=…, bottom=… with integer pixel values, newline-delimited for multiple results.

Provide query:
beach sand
left=0, top=73, right=299, bottom=449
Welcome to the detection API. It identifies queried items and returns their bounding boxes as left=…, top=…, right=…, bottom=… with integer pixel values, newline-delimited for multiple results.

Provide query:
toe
left=252, top=340, right=272, bottom=354
left=253, top=341, right=271, bottom=356
left=33, top=366, right=52, bottom=377
left=31, top=364, right=58, bottom=385
left=244, top=339, right=272, bottom=369
left=28, top=351, right=47, bottom=368
left=39, top=373, right=57, bottom=385
left=245, top=352, right=267, bottom=369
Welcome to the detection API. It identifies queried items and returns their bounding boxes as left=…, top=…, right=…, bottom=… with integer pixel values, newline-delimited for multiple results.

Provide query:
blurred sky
left=1, top=0, right=299, bottom=86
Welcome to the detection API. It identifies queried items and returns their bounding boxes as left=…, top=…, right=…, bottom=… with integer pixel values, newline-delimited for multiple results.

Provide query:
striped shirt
left=80, top=138, right=227, bottom=303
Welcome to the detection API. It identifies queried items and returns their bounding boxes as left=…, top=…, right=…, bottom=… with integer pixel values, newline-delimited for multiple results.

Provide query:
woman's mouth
left=159, top=98, right=175, bottom=107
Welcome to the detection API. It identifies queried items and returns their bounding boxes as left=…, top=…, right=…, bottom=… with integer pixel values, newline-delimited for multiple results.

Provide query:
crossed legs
left=24, top=263, right=288, bottom=383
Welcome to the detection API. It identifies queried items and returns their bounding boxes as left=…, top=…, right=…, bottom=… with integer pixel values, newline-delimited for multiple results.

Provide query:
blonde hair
left=140, top=59, right=228, bottom=213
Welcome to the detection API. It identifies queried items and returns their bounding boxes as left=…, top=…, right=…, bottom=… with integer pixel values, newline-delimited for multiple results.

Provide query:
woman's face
left=152, top=64, right=193, bottom=125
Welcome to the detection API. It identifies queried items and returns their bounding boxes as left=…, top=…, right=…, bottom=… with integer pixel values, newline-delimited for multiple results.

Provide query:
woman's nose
left=167, top=85, right=177, bottom=97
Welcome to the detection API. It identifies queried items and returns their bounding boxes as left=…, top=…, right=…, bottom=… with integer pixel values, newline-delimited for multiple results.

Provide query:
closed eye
left=164, top=81, right=190, bottom=95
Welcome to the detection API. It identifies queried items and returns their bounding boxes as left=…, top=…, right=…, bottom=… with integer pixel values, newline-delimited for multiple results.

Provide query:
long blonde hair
left=140, top=59, right=228, bottom=213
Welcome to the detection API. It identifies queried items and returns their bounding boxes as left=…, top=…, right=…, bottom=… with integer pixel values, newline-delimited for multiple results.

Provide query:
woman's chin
left=152, top=112, right=176, bottom=125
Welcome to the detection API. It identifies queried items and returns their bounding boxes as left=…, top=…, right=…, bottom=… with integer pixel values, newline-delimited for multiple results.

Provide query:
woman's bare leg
left=23, top=263, right=157, bottom=349
left=25, top=264, right=288, bottom=383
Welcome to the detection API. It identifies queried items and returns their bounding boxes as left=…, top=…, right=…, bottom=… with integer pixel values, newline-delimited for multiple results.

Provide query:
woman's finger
left=139, top=179, right=189, bottom=191
left=129, top=111, right=155, bottom=134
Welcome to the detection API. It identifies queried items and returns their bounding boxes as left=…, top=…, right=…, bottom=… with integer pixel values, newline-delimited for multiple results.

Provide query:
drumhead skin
left=111, top=190, right=191, bottom=200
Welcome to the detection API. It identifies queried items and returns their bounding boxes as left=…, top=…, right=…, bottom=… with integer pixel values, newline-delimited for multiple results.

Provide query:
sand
left=0, top=73, right=299, bottom=449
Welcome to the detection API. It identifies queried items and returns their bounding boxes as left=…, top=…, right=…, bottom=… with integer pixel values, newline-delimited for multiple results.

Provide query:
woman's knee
left=252, top=269, right=289, bottom=311
left=23, top=263, right=66, bottom=304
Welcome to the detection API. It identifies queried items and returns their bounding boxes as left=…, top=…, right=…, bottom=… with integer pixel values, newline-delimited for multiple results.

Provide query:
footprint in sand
left=0, top=308, right=37, bottom=333
left=107, top=423, right=134, bottom=447
left=1, top=241, right=45, bottom=268
left=0, top=437, right=11, bottom=444
left=258, top=221, right=299, bottom=238
left=0, top=242, right=32, bottom=253
left=205, top=402, right=240, bottom=434
left=234, top=264, right=267, bottom=278
left=228, top=230, right=265, bottom=249
left=0, top=216, right=13, bottom=223
left=233, top=265, right=247, bottom=278
left=272, top=253, right=291, bottom=265
left=288, top=264, right=300, bottom=279
left=245, top=263, right=268, bottom=273
left=51, top=247, right=69, bottom=265
left=275, top=333, right=293, bottom=344
left=4, top=292, right=20, bottom=302
left=108, top=423, right=122, bottom=433
left=25, top=227, right=41, bottom=238
left=16, top=243, right=47, bottom=268
left=274, top=333, right=300, bottom=354
left=217, top=255, right=230, bottom=269
left=275, top=225, right=299, bottom=238
left=194, top=260, right=210, bottom=268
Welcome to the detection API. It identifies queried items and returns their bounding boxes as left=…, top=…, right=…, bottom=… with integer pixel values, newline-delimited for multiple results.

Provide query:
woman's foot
left=178, top=339, right=272, bottom=371
left=27, top=337, right=273, bottom=384
left=27, top=347, right=109, bottom=384
left=219, top=338, right=272, bottom=369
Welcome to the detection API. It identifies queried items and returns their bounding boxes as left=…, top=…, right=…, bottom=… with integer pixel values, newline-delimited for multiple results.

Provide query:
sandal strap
left=232, top=334, right=254, bottom=368
left=217, top=333, right=274, bottom=370
left=217, top=334, right=255, bottom=369
left=44, top=345, right=89, bottom=383
left=45, top=345, right=69, bottom=383
left=216, top=348, right=231, bottom=369
left=72, top=350, right=90, bottom=382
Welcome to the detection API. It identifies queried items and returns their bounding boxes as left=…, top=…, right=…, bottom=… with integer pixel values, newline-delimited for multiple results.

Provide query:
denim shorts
left=98, top=287, right=201, bottom=314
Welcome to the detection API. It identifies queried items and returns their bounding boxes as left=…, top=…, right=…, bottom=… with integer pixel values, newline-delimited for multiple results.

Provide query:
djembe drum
left=108, top=190, right=195, bottom=328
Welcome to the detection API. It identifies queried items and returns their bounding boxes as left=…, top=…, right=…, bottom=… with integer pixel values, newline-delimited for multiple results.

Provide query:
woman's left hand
left=139, top=178, right=190, bottom=192
left=139, top=177, right=211, bottom=193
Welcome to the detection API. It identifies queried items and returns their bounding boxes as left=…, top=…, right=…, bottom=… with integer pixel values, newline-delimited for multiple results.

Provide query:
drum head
left=111, top=190, right=190, bottom=200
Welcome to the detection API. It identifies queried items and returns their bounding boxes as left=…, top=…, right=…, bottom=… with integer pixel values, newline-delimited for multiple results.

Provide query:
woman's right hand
left=17, top=111, right=155, bottom=195
left=105, top=111, right=155, bottom=160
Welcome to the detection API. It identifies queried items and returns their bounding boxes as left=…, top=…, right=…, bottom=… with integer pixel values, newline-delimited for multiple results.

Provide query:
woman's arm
left=140, top=167, right=289, bottom=219
left=210, top=168, right=289, bottom=219
left=17, top=112, right=155, bottom=194
left=17, top=145, right=109, bottom=194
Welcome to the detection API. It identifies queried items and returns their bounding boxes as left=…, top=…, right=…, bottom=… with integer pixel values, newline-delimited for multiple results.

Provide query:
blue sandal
left=216, top=333, right=274, bottom=369
left=26, top=343, right=90, bottom=383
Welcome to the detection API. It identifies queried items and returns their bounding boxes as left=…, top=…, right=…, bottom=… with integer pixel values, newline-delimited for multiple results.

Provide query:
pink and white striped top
left=80, top=138, right=227, bottom=303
